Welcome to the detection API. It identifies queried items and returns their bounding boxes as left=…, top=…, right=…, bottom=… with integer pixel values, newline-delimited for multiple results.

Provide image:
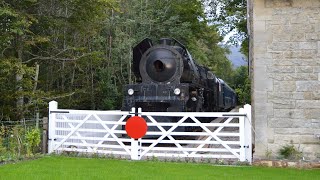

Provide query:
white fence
left=48, top=101, right=252, bottom=163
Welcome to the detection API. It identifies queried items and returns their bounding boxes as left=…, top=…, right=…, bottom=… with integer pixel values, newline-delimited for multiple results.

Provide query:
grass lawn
left=0, top=156, right=319, bottom=180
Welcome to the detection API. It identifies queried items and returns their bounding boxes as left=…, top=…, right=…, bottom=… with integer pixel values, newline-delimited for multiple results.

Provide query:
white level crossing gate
left=48, top=101, right=252, bottom=163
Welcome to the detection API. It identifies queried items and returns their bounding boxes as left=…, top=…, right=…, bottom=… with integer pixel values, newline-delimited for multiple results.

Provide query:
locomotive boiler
left=122, top=38, right=236, bottom=114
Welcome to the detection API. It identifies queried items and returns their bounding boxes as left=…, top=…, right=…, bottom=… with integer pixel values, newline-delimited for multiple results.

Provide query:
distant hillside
left=226, top=46, right=248, bottom=68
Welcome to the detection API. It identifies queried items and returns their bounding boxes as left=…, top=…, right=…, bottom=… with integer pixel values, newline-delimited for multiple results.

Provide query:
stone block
left=253, top=1, right=273, bottom=20
left=267, top=92, right=304, bottom=100
left=266, top=0, right=293, bottom=8
left=253, top=66, right=273, bottom=91
left=316, top=23, right=320, bottom=32
left=290, top=15, right=310, bottom=24
left=296, top=81, right=320, bottom=91
left=269, top=118, right=294, bottom=128
left=253, top=43, right=268, bottom=54
left=253, top=20, right=266, bottom=32
left=253, top=90, right=268, bottom=103
left=273, top=109, right=304, bottom=119
left=273, top=81, right=296, bottom=91
left=296, top=100, right=320, bottom=108
left=274, top=128, right=317, bottom=135
left=304, top=109, right=320, bottom=119
left=268, top=92, right=292, bottom=99
left=265, top=24, right=280, bottom=31
left=314, top=67, right=320, bottom=73
left=268, top=73, right=318, bottom=81
left=274, top=135, right=319, bottom=144
left=290, top=33, right=306, bottom=42
left=254, top=102, right=274, bottom=116
left=303, top=91, right=320, bottom=100
left=271, top=100, right=296, bottom=109
left=268, top=42, right=299, bottom=51
left=269, top=16, right=290, bottom=25
left=255, top=58, right=273, bottom=66
left=311, top=119, right=320, bottom=128
left=283, top=50, right=317, bottom=59
left=267, top=66, right=295, bottom=73
left=292, top=92, right=305, bottom=100
left=254, top=31, right=273, bottom=43
left=267, top=128, right=275, bottom=143
left=305, top=33, right=319, bottom=41
left=273, top=59, right=319, bottom=66
left=269, top=118, right=314, bottom=128
left=271, top=52, right=283, bottom=59
left=299, top=144, right=320, bottom=160
left=299, top=42, right=318, bottom=49
left=292, top=0, right=320, bottom=7
left=295, top=66, right=313, bottom=73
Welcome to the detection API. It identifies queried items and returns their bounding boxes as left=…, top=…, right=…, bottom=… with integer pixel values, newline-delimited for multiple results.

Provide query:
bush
left=0, top=125, right=41, bottom=162
left=279, top=143, right=302, bottom=160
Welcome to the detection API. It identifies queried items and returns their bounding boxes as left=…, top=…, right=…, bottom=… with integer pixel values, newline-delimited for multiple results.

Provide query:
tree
left=232, top=66, right=251, bottom=105
left=205, top=0, right=248, bottom=57
left=0, top=0, right=41, bottom=120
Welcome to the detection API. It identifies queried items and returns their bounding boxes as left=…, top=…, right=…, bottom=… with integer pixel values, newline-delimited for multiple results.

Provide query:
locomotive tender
left=122, top=38, right=236, bottom=114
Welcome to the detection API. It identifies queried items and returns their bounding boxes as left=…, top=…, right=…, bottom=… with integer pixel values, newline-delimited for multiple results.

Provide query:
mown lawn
left=0, top=156, right=319, bottom=180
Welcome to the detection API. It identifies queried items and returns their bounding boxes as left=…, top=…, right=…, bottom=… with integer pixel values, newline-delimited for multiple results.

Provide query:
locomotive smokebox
left=139, top=45, right=183, bottom=83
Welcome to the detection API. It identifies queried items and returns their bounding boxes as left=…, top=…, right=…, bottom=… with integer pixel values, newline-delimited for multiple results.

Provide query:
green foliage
left=231, top=66, right=251, bottom=105
left=0, top=126, right=6, bottom=154
left=0, top=58, right=36, bottom=120
left=206, top=0, right=248, bottom=57
left=279, top=143, right=303, bottom=160
left=25, top=128, right=41, bottom=156
left=0, top=123, right=41, bottom=162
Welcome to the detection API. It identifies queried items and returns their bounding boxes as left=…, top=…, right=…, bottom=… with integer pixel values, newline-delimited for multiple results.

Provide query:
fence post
left=244, top=104, right=252, bottom=164
left=36, top=112, right=40, bottom=129
left=239, top=107, right=245, bottom=162
left=130, top=107, right=139, bottom=160
left=42, top=117, right=48, bottom=153
left=131, top=139, right=139, bottom=160
left=48, top=101, right=58, bottom=154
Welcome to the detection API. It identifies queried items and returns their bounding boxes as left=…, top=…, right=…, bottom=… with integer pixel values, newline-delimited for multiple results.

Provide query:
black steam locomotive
left=122, top=38, right=236, bottom=114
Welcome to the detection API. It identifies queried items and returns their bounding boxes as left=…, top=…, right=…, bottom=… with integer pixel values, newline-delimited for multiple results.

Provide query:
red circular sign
left=125, top=116, right=147, bottom=139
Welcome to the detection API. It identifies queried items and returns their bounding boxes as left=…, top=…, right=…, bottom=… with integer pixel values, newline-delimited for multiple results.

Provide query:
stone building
left=249, top=0, right=320, bottom=160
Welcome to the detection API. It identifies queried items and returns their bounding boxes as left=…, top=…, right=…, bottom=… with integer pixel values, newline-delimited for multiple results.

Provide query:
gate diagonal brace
left=53, top=114, right=92, bottom=151
left=140, top=116, right=189, bottom=158
left=92, top=114, right=131, bottom=155
left=190, top=117, right=235, bottom=155
left=62, top=115, right=93, bottom=151
left=190, top=116, right=240, bottom=158
left=93, top=114, right=128, bottom=152
left=146, top=116, right=189, bottom=156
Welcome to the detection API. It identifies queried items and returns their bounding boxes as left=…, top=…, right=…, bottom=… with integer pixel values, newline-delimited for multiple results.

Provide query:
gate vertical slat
left=48, top=101, right=58, bottom=153
left=239, top=108, right=245, bottom=162
left=244, top=104, right=252, bottom=163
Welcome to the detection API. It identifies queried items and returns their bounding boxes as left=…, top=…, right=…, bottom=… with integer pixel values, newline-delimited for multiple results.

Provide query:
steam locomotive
left=122, top=38, right=236, bottom=115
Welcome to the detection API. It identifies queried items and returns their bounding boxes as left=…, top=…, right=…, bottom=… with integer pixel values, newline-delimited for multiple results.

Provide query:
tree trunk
left=16, top=35, right=24, bottom=120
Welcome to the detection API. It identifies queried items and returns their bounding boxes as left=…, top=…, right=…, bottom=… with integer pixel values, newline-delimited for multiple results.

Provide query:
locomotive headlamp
left=174, top=88, right=181, bottom=95
left=128, top=89, right=134, bottom=95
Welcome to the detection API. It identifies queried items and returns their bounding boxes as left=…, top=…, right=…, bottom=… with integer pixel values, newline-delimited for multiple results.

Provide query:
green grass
left=0, top=156, right=319, bottom=180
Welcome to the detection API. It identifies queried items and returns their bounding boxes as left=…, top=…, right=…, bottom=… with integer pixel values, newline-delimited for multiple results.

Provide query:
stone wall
left=250, top=0, right=320, bottom=160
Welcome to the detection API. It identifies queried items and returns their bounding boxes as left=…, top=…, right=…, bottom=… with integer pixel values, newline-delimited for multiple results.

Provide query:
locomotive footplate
left=122, top=83, right=190, bottom=112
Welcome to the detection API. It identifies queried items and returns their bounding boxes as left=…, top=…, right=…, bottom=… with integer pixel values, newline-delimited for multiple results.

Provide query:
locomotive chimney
left=159, top=38, right=172, bottom=45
